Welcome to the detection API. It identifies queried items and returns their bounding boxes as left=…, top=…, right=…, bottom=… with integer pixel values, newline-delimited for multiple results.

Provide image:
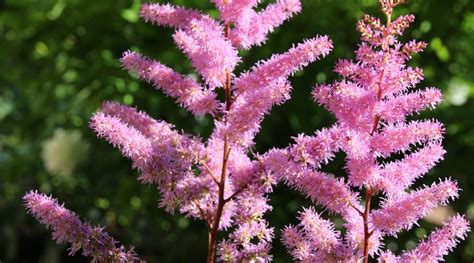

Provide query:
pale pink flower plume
left=121, top=51, right=218, bottom=116
left=23, top=191, right=139, bottom=262
left=139, top=3, right=206, bottom=29
left=272, top=0, right=470, bottom=261
left=89, top=0, right=330, bottom=261
left=230, top=0, right=302, bottom=49
left=173, top=18, right=240, bottom=88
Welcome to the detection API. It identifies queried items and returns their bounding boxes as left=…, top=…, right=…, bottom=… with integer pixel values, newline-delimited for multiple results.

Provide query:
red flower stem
left=362, top=7, right=393, bottom=262
left=207, top=22, right=233, bottom=263
left=363, top=187, right=373, bottom=263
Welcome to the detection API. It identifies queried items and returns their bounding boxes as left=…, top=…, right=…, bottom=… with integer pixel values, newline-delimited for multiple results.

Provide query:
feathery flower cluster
left=219, top=36, right=332, bottom=147
left=23, top=191, right=138, bottom=262
left=225, top=0, right=302, bottom=49
left=271, top=0, right=470, bottom=262
left=121, top=51, right=218, bottom=116
left=380, top=215, right=470, bottom=262
left=24, top=0, right=331, bottom=262
left=110, top=0, right=331, bottom=261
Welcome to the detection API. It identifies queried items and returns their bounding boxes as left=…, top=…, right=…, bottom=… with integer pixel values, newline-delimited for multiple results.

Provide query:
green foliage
left=1, top=0, right=473, bottom=261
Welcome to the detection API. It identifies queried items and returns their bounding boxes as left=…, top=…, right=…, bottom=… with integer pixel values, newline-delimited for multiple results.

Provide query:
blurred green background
left=1, top=0, right=473, bottom=262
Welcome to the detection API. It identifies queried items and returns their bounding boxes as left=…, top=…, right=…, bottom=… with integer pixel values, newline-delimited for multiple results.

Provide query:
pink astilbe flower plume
left=90, top=111, right=154, bottom=171
left=139, top=3, right=207, bottom=29
left=173, top=18, right=240, bottom=88
left=90, top=102, right=205, bottom=214
left=211, top=0, right=259, bottom=22
left=282, top=207, right=358, bottom=262
left=121, top=51, right=218, bottom=116
left=371, top=120, right=444, bottom=158
left=372, top=179, right=459, bottom=235
left=377, top=87, right=443, bottom=124
left=379, top=215, right=470, bottom=263
left=398, top=215, right=469, bottom=262
left=230, top=0, right=302, bottom=49
left=273, top=1, right=470, bottom=262
left=117, top=1, right=330, bottom=260
left=23, top=191, right=139, bottom=262
left=380, top=143, right=446, bottom=197
left=217, top=36, right=333, bottom=147
left=234, top=36, right=332, bottom=93
left=29, top=0, right=331, bottom=262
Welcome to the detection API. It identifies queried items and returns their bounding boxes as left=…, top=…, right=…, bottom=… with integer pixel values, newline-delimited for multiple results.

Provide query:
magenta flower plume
left=230, top=0, right=302, bottom=49
left=292, top=207, right=341, bottom=253
left=274, top=1, right=470, bottom=262
left=282, top=207, right=357, bottom=262
left=234, top=36, right=333, bottom=94
left=139, top=3, right=206, bottom=29
left=90, top=102, right=205, bottom=213
left=379, top=215, right=470, bottom=263
left=216, top=79, right=292, bottom=147
left=371, top=179, right=459, bottom=235
left=216, top=36, right=332, bottom=147
left=399, top=215, right=470, bottom=262
left=86, top=0, right=332, bottom=261
left=380, top=142, right=446, bottom=197
left=173, top=18, right=240, bottom=88
left=121, top=51, right=218, bottom=116
left=371, top=120, right=444, bottom=158
left=287, top=169, right=360, bottom=216
left=90, top=111, right=154, bottom=172
left=211, top=0, right=259, bottom=22
left=23, top=191, right=139, bottom=262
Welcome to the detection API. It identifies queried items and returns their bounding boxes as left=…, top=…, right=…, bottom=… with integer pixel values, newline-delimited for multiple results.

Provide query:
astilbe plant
left=263, top=0, right=470, bottom=262
left=23, top=0, right=471, bottom=262
left=23, top=0, right=333, bottom=262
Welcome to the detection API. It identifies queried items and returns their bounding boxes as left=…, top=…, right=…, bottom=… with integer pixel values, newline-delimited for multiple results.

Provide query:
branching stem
left=207, top=23, right=233, bottom=263
left=362, top=187, right=373, bottom=263
left=362, top=9, right=393, bottom=263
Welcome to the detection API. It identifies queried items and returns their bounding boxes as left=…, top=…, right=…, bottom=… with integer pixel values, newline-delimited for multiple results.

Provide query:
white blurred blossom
left=42, top=129, right=89, bottom=177
left=446, top=79, right=471, bottom=106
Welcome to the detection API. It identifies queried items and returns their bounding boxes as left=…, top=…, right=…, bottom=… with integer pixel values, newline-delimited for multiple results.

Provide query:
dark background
left=1, top=0, right=473, bottom=262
